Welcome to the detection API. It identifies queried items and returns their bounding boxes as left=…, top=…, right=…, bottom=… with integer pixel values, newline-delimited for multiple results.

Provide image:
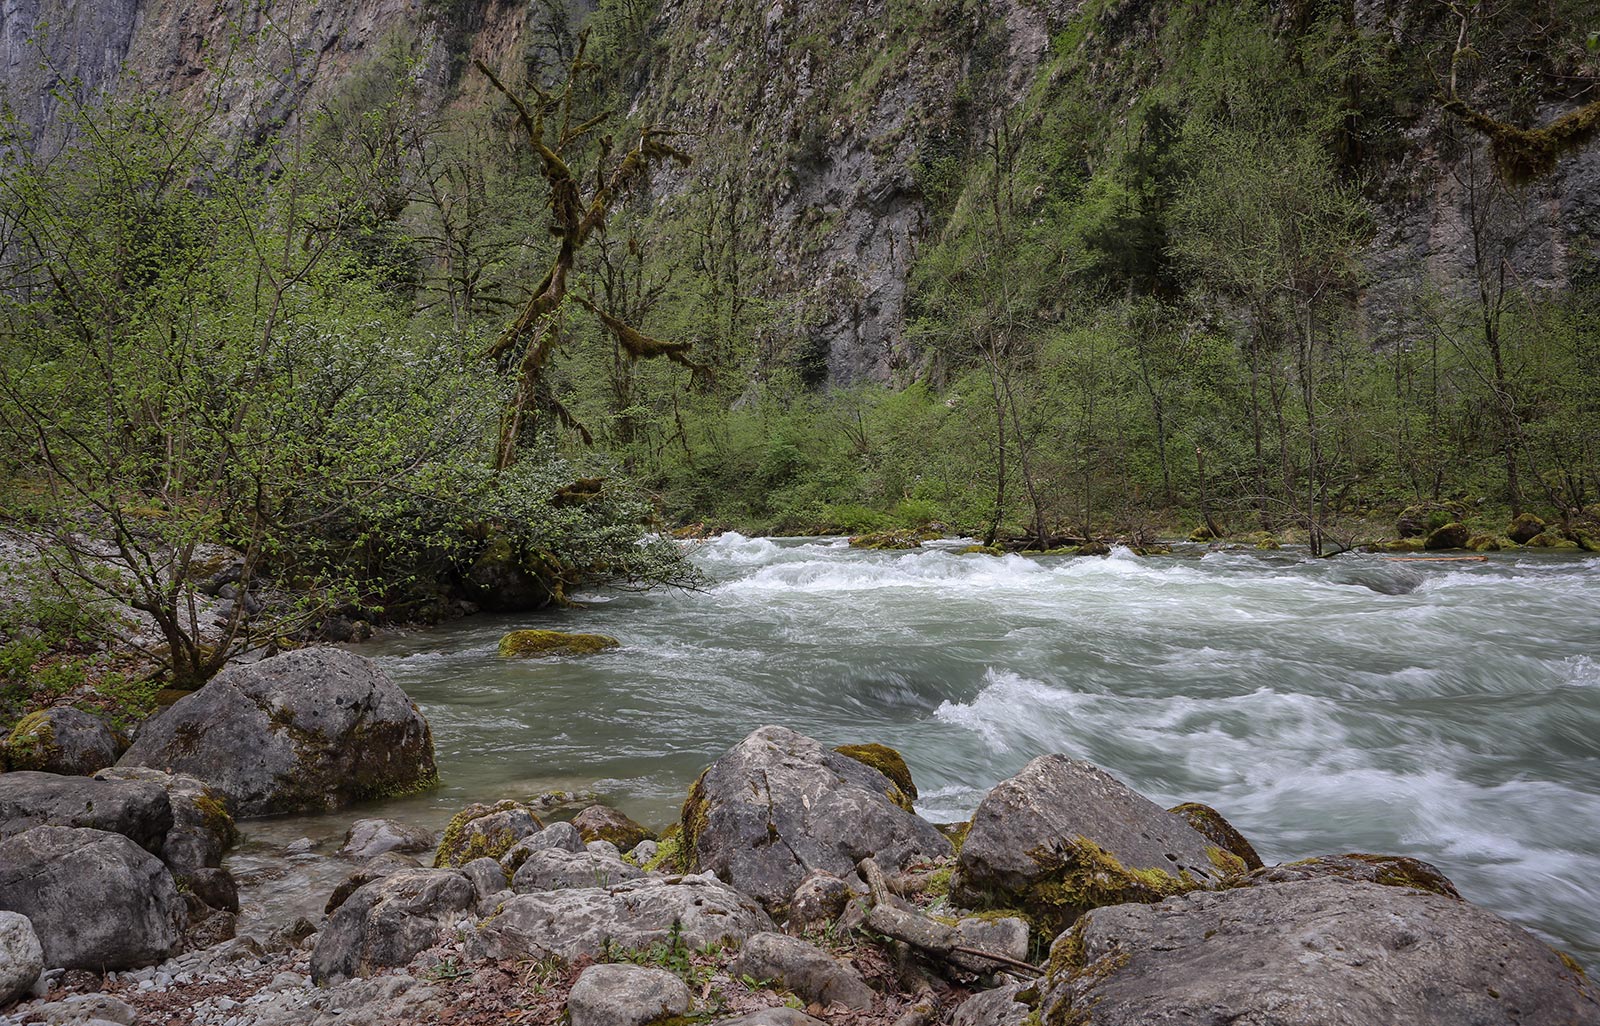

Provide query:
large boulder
left=952, top=755, right=1235, bottom=935
left=1038, top=879, right=1600, bottom=1026
left=1, top=708, right=122, bottom=775
left=0, top=911, right=42, bottom=1008
left=470, top=873, right=772, bottom=962
left=683, top=727, right=950, bottom=909
left=566, top=963, right=692, bottom=1026
left=1423, top=521, right=1472, bottom=550
left=1507, top=512, right=1548, bottom=545
left=310, top=869, right=475, bottom=984
left=92, top=767, right=238, bottom=893
left=0, top=826, right=184, bottom=970
left=118, top=649, right=437, bottom=817
left=0, top=771, right=172, bottom=855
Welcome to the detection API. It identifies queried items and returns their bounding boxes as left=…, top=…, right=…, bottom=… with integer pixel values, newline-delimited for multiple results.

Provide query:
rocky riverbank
left=1, top=650, right=1596, bottom=1026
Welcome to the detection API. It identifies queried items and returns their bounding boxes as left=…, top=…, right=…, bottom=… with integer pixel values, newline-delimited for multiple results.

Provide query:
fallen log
left=857, top=858, right=1041, bottom=977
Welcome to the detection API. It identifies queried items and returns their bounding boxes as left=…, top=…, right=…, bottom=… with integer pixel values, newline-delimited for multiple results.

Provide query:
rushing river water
left=229, top=535, right=1600, bottom=963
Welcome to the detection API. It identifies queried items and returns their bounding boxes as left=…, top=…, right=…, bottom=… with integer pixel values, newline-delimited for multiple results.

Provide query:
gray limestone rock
left=950, top=981, right=1033, bottom=1026
left=685, top=726, right=950, bottom=910
left=460, top=856, right=509, bottom=903
left=0, top=827, right=183, bottom=970
left=20, top=992, right=137, bottom=1025
left=566, top=963, right=692, bottom=1026
left=1038, top=879, right=1600, bottom=1026
left=708, top=1011, right=828, bottom=1026
left=0, top=911, right=42, bottom=1009
left=471, top=873, right=773, bottom=963
left=1244, top=852, right=1461, bottom=898
left=92, top=767, right=238, bottom=905
left=510, top=847, right=644, bottom=892
left=731, top=932, right=876, bottom=1011
left=787, top=870, right=853, bottom=933
left=309, top=868, right=475, bottom=984
left=950, top=915, right=1030, bottom=974
left=340, top=818, right=435, bottom=859
left=0, top=771, right=171, bottom=855
left=951, top=754, right=1228, bottom=934
left=434, top=801, right=541, bottom=868
left=0, top=708, right=121, bottom=776
left=118, top=648, right=436, bottom=818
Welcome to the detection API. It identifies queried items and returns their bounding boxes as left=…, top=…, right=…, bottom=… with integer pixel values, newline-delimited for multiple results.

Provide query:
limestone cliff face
left=3, top=0, right=1597, bottom=378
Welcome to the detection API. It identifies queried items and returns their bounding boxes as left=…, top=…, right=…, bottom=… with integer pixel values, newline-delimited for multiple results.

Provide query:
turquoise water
left=235, top=536, right=1600, bottom=962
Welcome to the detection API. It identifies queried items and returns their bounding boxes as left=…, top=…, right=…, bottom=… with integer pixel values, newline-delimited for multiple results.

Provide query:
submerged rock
left=952, top=754, right=1234, bottom=935
left=683, top=726, right=950, bottom=910
left=117, top=649, right=437, bottom=817
left=566, top=963, right=692, bottom=1026
left=1037, top=879, right=1599, bottom=1026
left=497, top=630, right=619, bottom=657
left=310, top=869, right=475, bottom=984
left=341, top=818, right=435, bottom=859
left=1, top=708, right=122, bottom=776
left=0, top=826, right=183, bottom=970
left=470, top=873, right=772, bottom=962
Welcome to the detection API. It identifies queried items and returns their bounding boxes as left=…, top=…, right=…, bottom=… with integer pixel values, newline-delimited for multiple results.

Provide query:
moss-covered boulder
left=1423, top=521, right=1472, bottom=550
left=951, top=755, right=1235, bottom=937
left=1466, top=534, right=1503, bottom=552
left=1167, top=802, right=1263, bottom=872
left=1396, top=502, right=1463, bottom=538
left=570, top=804, right=653, bottom=851
left=1078, top=540, right=1112, bottom=556
left=1526, top=531, right=1582, bottom=550
left=117, top=649, right=438, bottom=818
left=1507, top=513, right=1548, bottom=545
left=433, top=800, right=542, bottom=868
left=961, top=544, right=1004, bottom=556
left=1186, top=526, right=1216, bottom=542
left=1251, top=532, right=1281, bottom=550
left=1, top=708, right=121, bottom=775
left=498, top=630, right=620, bottom=658
left=681, top=726, right=949, bottom=911
left=833, top=743, right=918, bottom=808
left=1244, top=852, right=1460, bottom=899
left=1373, top=537, right=1427, bottom=553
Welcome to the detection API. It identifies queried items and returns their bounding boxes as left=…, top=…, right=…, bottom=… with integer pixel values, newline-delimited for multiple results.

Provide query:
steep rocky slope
left=4, top=0, right=1596, bottom=382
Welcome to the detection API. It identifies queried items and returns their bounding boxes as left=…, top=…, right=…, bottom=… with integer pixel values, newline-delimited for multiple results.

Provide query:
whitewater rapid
left=237, top=535, right=1600, bottom=960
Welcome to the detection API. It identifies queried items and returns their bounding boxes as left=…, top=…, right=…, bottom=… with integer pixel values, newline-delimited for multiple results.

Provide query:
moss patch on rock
left=1010, top=835, right=1204, bottom=937
left=849, top=530, right=924, bottom=550
left=2, top=709, right=57, bottom=770
left=433, top=799, right=541, bottom=867
left=1168, top=802, right=1264, bottom=873
left=834, top=742, right=919, bottom=807
left=497, top=630, right=620, bottom=658
left=678, top=768, right=712, bottom=870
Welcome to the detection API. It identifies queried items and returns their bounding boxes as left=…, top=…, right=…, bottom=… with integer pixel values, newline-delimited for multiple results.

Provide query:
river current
left=229, top=536, right=1600, bottom=963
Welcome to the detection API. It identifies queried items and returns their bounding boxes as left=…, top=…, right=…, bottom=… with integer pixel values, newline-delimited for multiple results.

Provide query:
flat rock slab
left=118, top=648, right=436, bottom=818
left=0, top=827, right=183, bottom=970
left=953, top=754, right=1229, bottom=933
left=567, top=963, right=691, bottom=1026
left=1040, top=879, right=1600, bottom=1026
left=686, top=726, right=950, bottom=909
left=0, top=772, right=172, bottom=855
left=471, top=873, right=772, bottom=963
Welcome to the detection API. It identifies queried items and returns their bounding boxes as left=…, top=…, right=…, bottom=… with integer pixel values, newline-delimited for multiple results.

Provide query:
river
left=228, top=535, right=1600, bottom=964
